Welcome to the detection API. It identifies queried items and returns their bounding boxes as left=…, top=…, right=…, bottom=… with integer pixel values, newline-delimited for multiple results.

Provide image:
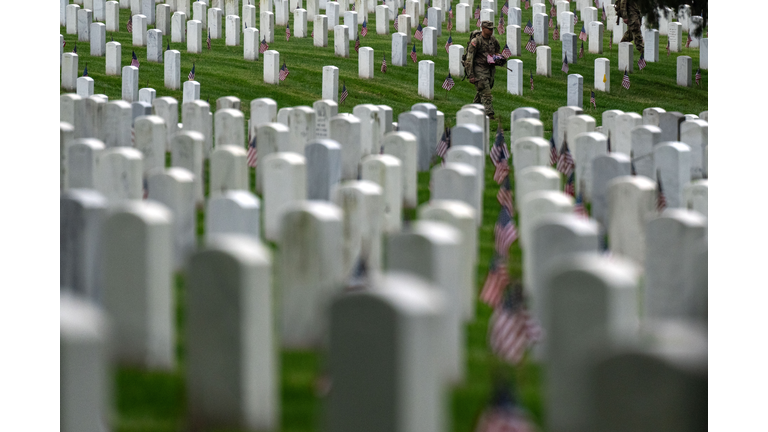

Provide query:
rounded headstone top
left=383, top=130, right=417, bottom=143
left=655, top=208, right=707, bottom=227
left=419, top=200, right=476, bottom=220
left=331, top=113, right=361, bottom=124
left=337, top=179, right=383, bottom=196
left=522, top=189, right=574, bottom=208
left=519, top=165, right=560, bottom=180
left=103, top=146, right=143, bottom=160
left=352, top=271, right=445, bottom=316
left=204, top=234, right=272, bottom=266
left=73, top=137, right=106, bottom=150
left=447, top=145, right=484, bottom=157
left=284, top=200, right=343, bottom=222
left=211, top=190, right=261, bottom=208
left=633, top=319, right=708, bottom=369
left=213, top=144, right=248, bottom=157
left=215, top=108, right=244, bottom=118
left=110, top=199, right=173, bottom=224
left=61, top=188, right=108, bottom=208
left=655, top=141, right=692, bottom=153
left=607, top=175, right=655, bottom=191
left=361, top=153, right=402, bottom=167
left=61, top=293, right=108, bottom=341
left=410, top=220, right=462, bottom=246
left=533, top=212, right=600, bottom=237
left=546, top=252, right=640, bottom=296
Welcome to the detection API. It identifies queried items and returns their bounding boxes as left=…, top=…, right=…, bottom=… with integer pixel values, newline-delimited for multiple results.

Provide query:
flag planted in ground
left=83, top=64, right=88, bottom=77
left=686, top=32, right=692, bottom=48
left=445, top=34, right=453, bottom=53
left=523, top=19, right=534, bottom=35
left=501, top=43, right=512, bottom=58
left=436, top=127, right=451, bottom=158
left=247, top=135, right=258, bottom=167
left=498, top=17, right=505, bottom=34
left=207, top=28, right=212, bottom=50
left=562, top=55, right=569, bottom=73
left=497, top=176, right=514, bottom=214
left=579, top=40, right=585, bottom=58
left=361, top=19, right=368, bottom=36
left=488, top=287, right=542, bottom=365
left=621, top=68, right=630, bottom=89
left=340, top=82, right=348, bottom=104
left=475, top=5, right=481, bottom=19
left=695, top=68, right=701, bottom=85
left=490, top=126, right=510, bottom=167
left=530, top=71, right=534, bottom=91
left=525, top=34, right=536, bottom=53
left=657, top=170, right=667, bottom=212
left=579, top=24, right=587, bottom=41
left=573, top=12, right=578, bottom=25
left=131, top=50, right=140, bottom=68
left=574, top=187, right=588, bottom=218
left=553, top=25, right=559, bottom=40
left=590, top=90, right=596, bottom=108
left=494, top=207, right=519, bottom=256
left=638, top=52, right=647, bottom=70
left=410, top=42, right=418, bottom=62
left=279, top=61, right=289, bottom=81
left=442, top=73, right=455, bottom=91
left=355, top=35, right=360, bottom=52
left=381, top=55, right=387, bottom=73
left=286, top=23, right=291, bottom=41
left=480, top=255, right=510, bottom=307
left=188, top=63, right=195, bottom=80
left=447, top=16, right=453, bottom=31
left=127, top=16, right=133, bottom=32
left=549, top=136, right=558, bottom=166
left=666, top=38, right=670, bottom=56
left=557, top=139, right=574, bottom=176
left=502, top=0, right=509, bottom=14
left=494, top=152, right=510, bottom=184
left=448, top=3, right=453, bottom=19
left=259, top=37, right=269, bottom=53
left=394, top=10, right=399, bottom=30
left=414, top=23, right=423, bottom=41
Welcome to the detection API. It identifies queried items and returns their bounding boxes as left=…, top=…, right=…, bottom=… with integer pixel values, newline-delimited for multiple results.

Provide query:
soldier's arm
left=466, top=37, right=478, bottom=78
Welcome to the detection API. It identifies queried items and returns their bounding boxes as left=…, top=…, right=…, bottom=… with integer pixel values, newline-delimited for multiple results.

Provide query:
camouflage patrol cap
left=481, top=20, right=494, bottom=30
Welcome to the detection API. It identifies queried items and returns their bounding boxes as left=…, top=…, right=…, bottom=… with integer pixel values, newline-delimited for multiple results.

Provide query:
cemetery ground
left=61, top=7, right=707, bottom=432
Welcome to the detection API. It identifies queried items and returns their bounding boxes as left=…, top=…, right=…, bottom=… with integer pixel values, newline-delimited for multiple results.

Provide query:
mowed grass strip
left=61, top=6, right=706, bottom=432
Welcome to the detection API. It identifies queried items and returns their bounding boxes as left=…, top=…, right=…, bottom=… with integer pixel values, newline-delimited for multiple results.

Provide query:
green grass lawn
left=62, top=5, right=707, bottom=432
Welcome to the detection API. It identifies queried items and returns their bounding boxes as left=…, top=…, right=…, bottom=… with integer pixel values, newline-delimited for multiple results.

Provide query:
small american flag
left=524, top=0, right=529, bottom=9
left=564, top=172, right=575, bottom=196
left=557, top=139, right=574, bottom=176
left=279, top=61, right=289, bottom=81
left=578, top=40, right=585, bottom=58
left=131, top=50, right=140, bottom=68
left=414, top=23, right=423, bottom=41
left=621, top=68, right=630, bottom=89
left=638, top=52, right=647, bottom=70
left=525, top=34, right=536, bottom=53
left=497, top=176, right=514, bottom=215
left=494, top=151, right=509, bottom=184
left=590, top=90, right=596, bottom=108
left=579, top=24, right=587, bottom=41
left=686, top=32, right=692, bottom=48
left=549, top=16, right=554, bottom=28
left=355, top=36, right=360, bottom=52
left=631, top=158, right=637, bottom=175
left=83, top=64, right=88, bottom=77
left=448, top=3, right=453, bottom=19
left=602, top=5, right=606, bottom=21
left=480, top=255, right=510, bottom=307
left=553, top=25, right=559, bottom=40
left=207, top=28, right=211, bottom=50
left=188, top=63, right=195, bottom=80
left=523, top=19, right=534, bottom=35
left=488, top=287, right=542, bottom=365
left=62, top=40, right=66, bottom=49
left=445, top=34, right=453, bottom=53
left=490, top=126, right=510, bottom=167
left=574, top=189, right=588, bottom=218
left=474, top=393, right=537, bottom=432
left=394, top=11, right=399, bottom=30
left=127, top=16, right=133, bottom=32
left=381, top=55, right=387, bottom=73
left=494, top=207, right=519, bottom=256
left=549, top=137, right=557, bottom=166
left=410, top=43, right=418, bottom=62
left=286, top=23, right=291, bottom=41
left=549, top=4, right=555, bottom=17
left=423, top=15, right=428, bottom=26
left=475, top=6, right=481, bottom=19
left=529, top=71, right=534, bottom=91
left=573, top=12, right=578, bottom=25
left=447, top=16, right=453, bottom=31
left=259, top=37, right=269, bottom=53
left=695, top=68, right=701, bottom=85
left=247, top=135, right=258, bottom=167
left=361, top=19, right=368, bottom=37
left=501, top=44, right=512, bottom=58
left=442, top=73, right=455, bottom=91
left=501, top=1, right=509, bottom=15
left=340, top=82, right=348, bottom=104
left=562, top=55, right=569, bottom=73
left=436, top=127, right=451, bottom=158
left=486, top=53, right=496, bottom=64
left=498, top=17, right=505, bottom=34
left=656, top=171, right=666, bottom=212
left=477, top=16, right=482, bottom=28
left=666, top=38, right=670, bottom=56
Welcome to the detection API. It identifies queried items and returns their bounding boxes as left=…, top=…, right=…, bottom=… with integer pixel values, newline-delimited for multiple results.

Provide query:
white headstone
left=607, top=175, right=655, bottom=263
left=210, top=145, right=249, bottom=195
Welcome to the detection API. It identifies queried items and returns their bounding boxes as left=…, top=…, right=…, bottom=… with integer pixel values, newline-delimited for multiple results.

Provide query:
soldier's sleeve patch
left=471, top=40, right=476, bottom=47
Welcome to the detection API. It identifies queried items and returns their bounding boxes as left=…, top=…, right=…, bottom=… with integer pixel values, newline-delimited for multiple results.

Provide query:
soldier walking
left=615, top=0, right=644, bottom=53
left=465, top=21, right=502, bottom=120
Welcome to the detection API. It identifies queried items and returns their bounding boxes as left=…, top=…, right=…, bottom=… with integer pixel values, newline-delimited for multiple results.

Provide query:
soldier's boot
left=480, top=93, right=494, bottom=119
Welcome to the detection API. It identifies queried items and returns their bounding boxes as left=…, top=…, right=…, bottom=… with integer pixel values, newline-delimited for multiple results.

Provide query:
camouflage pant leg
left=620, top=12, right=644, bottom=52
left=473, top=78, right=494, bottom=117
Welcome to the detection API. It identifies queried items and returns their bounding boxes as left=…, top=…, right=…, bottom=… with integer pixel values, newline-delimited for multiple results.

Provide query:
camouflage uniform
left=465, top=21, right=501, bottom=118
left=616, top=0, right=644, bottom=52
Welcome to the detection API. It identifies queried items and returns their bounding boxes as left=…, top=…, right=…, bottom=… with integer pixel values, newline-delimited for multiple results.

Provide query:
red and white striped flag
left=497, top=176, right=514, bottom=215
left=525, top=35, right=536, bottom=53
left=489, top=289, right=542, bottom=365
left=480, top=257, right=509, bottom=307
left=523, top=19, right=534, bottom=35
left=529, top=71, right=534, bottom=91
left=494, top=207, right=518, bottom=256
left=475, top=6, right=481, bottom=19
left=131, top=50, right=140, bottom=68
left=695, top=68, right=701, bottom=85
left=638, top=52, right=647, bottom=70
left=442, top=73, right=455, bottom=91
left=410, top=42, right=418, bottom=62
left=590, top=90, right=596, bottom=108
left=501, top=44, right=512, bottom=58
left=498, top=18, right=505, bottom=34
left=381, top=55, right=387, bottom=73
left=621, top=68, right=630, bottom=89
left=564, top=172, right=575, bottom=196
left=553, top=25, right=559, bottom=40
left=562, top=55, right=569, bottom=73
left=127, top=16, right=133, bottom=32
left=247, top=136, right=258, bottom=167
left=259, top=37, right=269, bottom=53
left=578, top=40, right=585, bottom=58
left=436, top=127, right=451, bottom=157
left=340, top=82, right=348, bottom=104
left=279, top=61, right=289, bottom=81
left=447, top=16, right=453, bottom=31
left=579, top=24, right=587, bottom=41
left=574, top=189, right=588, bottom=218
left=557, top=139, right=574, bottom=176
left=502, top=1, right=509, bottom=15
left=355, top=36, right=360, bottom=52
left=361, top=19, right=368, bottom=36
left=549, top=137, right=558, bottom=166
left=445, top=34, right=453, bottom=53
left=286, top=23, right=291, bottom=41
left=414, top=23, right=423, bottom=41
left=686, top=32, right=692, bottom=48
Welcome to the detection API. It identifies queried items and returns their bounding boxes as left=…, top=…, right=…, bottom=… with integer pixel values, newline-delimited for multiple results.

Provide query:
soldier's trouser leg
left=474, top=79, right=494, bottom=117
left=620, top=13, right=644, bottom=52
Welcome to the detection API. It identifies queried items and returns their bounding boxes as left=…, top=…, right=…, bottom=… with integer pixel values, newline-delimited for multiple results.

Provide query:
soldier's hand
left=623, top=18, right=628, bottom=23
left=469, top=76, right=477, bottom=83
